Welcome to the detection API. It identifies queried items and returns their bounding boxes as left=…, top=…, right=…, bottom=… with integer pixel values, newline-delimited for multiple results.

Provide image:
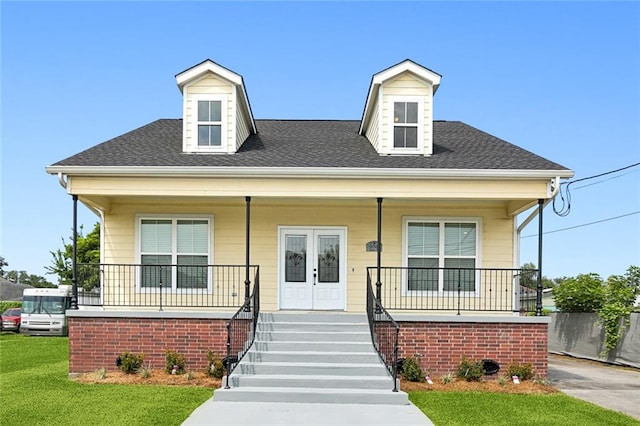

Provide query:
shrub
left=552, top=273, right=604, bottom=312
left=118, top=352, right=144, bottom=374
left=506, top=361, right=533, bottom=381
left=139, top=365, right=152, bottom=379
left=440, top=372, right=453, bottom=384
left=165, top=350, right=186, bottom=375
left=456, top=356, right=484, bottom=382
left=401, top=356, right=424, bottom=382
left=206, top=351, right=225, bottom=379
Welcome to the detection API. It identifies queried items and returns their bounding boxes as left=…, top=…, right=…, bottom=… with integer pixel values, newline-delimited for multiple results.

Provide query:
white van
left=21, top=286, right=73, bottom=336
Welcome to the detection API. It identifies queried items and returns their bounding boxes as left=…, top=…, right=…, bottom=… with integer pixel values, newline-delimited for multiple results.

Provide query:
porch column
left=376, top=197, right=383, bottom=309
left=536, top=198, right=544, bottom=316
left=71, top=195, right=79, bottom=309
left=244, top=196, right=252, bottom=311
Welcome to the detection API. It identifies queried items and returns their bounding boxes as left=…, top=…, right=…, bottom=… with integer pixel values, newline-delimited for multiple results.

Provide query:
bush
left=506, top=361, right=533, bottom=381
left=552, top=273, right=604, bottom=312
left=118, top=352, right=144, bottom=374
left=206, top=351, right=225, bottom=378
left=165, top=350, right=186, bottom=375
left=0, top=301, right=21, bottom=314
left=401, top=356, right=424, bottom=382
left=456, top=356, right=483, bottom=382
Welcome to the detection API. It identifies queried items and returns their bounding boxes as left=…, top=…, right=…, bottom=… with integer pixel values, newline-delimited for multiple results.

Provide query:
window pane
left=444, top=223, right=476, bottom=256
left=141, top=255, right=172, bottom=288
left=285, top=235, right=306, bottom=282
left=393, top=127, right=405, bottom=148
left=198, top=125, right=210, bottom=146
left=443, top=258, right=476, bottom=291
left=141, top=220, right=172, bottom=253
left=198, top=101, right=209, bottom=122
left=210, top=125, right=221, bottom=146
left=394, top=102, right=406, bottom=123
left=408, top=258, right=438, bottom=291
left=209, top=101, right=221, bottom=121
left=408, top=223, right=439, bottom=256
left=177, top=220, right=208, bottom=254
left=406, top=102, right=418, bottom=123
left=405, top=127, right=418, bottom=148
left=177, top=255, right=208, bottom=289
left=317, top=235, right=339, bottom=283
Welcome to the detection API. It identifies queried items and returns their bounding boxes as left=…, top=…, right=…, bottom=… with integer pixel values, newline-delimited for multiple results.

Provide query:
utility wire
left=553, top=161, right=640, bottom=217
left=573, top=169, right=640, bottom=190
left=522, top=210, right=640, bottom=238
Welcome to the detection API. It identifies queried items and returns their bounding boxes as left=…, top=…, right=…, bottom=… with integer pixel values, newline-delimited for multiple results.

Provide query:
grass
left=410, top=391, right=640, bottom=426
left=0, top=334, right=211, bottom=425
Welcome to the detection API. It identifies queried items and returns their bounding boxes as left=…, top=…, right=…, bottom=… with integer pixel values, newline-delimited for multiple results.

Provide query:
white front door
left=279, top=227, right=346, bottom=310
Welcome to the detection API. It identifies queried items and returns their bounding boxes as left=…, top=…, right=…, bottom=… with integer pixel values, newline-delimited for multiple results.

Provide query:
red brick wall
left=398, top=321, right=548, bottom=377
left=68, top=317, right=228, bottom=374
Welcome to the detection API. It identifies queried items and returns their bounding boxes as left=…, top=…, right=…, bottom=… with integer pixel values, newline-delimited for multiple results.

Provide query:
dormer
left=359, top=60, right=441, bottom=156
left=176, top=60, right=256, bottom=154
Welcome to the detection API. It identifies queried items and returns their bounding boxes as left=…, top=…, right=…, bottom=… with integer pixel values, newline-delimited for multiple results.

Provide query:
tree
left=0, top=256, right=8, bottom=276
left=552, top=273, right=605, bottom=313
left=520, top=262, right=554, bottom=289
left=46, top=223, right=100, bottom=288
left=4, top=270, right=55, bottom=288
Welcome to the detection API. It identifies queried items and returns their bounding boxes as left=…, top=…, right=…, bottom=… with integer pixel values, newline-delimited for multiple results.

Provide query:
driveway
left=548, top=354, right=640, bottom=419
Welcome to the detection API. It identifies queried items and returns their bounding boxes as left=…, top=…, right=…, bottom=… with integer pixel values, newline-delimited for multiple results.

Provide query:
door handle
left=313, top=268, right=317, bottom=285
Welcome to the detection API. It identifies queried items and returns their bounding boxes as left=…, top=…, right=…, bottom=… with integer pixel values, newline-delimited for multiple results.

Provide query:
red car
left=1, top=308, right=21, bottom=332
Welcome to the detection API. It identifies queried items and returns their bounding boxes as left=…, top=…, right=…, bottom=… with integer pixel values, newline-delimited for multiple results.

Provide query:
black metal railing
left=367, top=266, right=539, bottom=314
left=224, top=268, right=260, bottom=387
left=76, top=263, right=258, bottom=309
left=366, top=270, right=399, bottom=392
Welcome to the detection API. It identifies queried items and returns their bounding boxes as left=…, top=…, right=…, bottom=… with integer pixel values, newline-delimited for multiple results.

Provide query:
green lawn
left=0, top=334, right=211, bottom=425
left=410, top=391, right=640, bottom=426
left=2, top=333, right=638, bottom=426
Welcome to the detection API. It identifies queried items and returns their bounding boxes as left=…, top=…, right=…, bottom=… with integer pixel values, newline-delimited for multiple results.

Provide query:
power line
left=553, top=161, right=640, bottom=217
left=522, top=210, right=640, bottom=238
left=573, top=169, right=640, bottom=190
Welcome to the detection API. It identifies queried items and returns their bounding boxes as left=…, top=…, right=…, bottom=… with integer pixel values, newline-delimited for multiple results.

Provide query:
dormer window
left=390, top=97, right=423, bottom=153
left=197, top=100, right=222, bottom=147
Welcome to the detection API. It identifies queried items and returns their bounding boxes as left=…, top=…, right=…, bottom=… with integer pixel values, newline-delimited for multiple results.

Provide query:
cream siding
left=381, top=72, right=433, bottom=155
left=100, top=199, right=515, bottom=313
left=235, top=90, right=251, bottom=150
left=184, top=74, right=234, bottom=153
left=364, top=96, right=380, bottom=151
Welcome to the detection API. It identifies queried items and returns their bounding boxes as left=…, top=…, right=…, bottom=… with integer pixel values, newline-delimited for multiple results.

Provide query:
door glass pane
left=285, top=235, right=306, bottom=282
left=407, top=258, right=438, bottom=291
left=443, top=258, right=476, bottom=291
left=317, top=235, right=339, bottom=283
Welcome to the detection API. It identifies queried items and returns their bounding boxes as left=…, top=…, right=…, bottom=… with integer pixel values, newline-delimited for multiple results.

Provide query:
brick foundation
left=68, top=316, right=228, bottom=374
left=397, top=321, right=548, bottom=377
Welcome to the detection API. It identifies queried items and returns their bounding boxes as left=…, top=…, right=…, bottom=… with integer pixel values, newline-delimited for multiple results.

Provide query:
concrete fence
left=549, top=312, right=640, bottom=368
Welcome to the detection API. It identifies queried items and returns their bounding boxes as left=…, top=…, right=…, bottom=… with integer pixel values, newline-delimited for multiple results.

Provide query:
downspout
left=513, top=176, right=561, bottom=315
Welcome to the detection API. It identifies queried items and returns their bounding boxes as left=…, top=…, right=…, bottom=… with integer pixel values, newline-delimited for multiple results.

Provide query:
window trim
left=401, top=216, right=482, bottom=296
left=191, top=94, right=227, bottom=152
left=135, top=214, right=214, bottom=292
left=389, top=96, right=424, bottom=154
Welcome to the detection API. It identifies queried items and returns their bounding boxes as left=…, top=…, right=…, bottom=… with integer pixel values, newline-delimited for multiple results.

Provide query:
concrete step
left=256, top=321, right=369, bottom=332
left=228, top=373, right=393, bottom=390
left=244, top=350, right=380, bottom=364
left=237, top=361, right=389, bottom=377
left=252, top=340, right=375, bottom=353
left=260, top=312, right=368, bottom=324
left=214, top=386, right=409, bottom=405
left=255, top=330, right=371, bottom=343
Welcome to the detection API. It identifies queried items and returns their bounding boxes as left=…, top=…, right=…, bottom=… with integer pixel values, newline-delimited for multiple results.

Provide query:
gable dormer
left=176, top=60, right=256, bottom=154
left=359, top=60, right=441, bottom=156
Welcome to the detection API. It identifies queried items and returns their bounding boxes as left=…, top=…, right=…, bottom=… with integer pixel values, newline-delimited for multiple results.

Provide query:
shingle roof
left=50, top=119, right=569, bottom=171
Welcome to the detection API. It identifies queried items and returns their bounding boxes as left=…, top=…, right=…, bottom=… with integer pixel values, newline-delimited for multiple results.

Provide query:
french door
left=279, top=227, right=346, bottom=310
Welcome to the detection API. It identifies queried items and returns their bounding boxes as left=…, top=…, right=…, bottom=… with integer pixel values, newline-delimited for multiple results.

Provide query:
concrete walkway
left=548, top=354, right=640, bottom=419
left=182, top=400, right=433, bottom=426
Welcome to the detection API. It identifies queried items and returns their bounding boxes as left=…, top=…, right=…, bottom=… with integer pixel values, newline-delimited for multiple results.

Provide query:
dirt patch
left=73, top=369, right=222, bottom=388
left=400, top=376, right=558, bottom=394
left=73, top=370, right=556, bottom=394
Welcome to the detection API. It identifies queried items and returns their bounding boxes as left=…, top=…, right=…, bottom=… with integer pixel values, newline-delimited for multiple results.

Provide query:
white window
left=138, top=217, right=211, bottom=290
left=391, top=98, right=423, bottom=152
left=403, top=217, right=480, bottom=293
left=191, top=95, right=226, bottom=151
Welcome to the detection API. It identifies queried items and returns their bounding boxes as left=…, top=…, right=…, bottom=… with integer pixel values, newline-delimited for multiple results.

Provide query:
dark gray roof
left=51, top=119, right=569, bottom=171
left=0, top=278, right=33, bottom=301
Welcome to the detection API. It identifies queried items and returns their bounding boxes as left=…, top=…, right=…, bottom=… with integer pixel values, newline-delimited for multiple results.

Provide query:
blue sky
left=1, top=2, right=639, bottom=282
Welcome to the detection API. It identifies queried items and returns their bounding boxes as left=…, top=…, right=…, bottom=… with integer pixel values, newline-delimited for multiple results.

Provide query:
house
left=46, top=59, right=572, bottom=382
